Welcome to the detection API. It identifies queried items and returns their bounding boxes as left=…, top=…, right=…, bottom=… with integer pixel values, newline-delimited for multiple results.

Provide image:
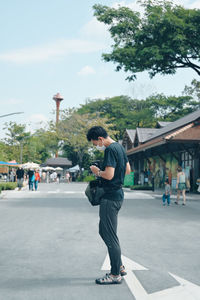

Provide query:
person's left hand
left=90, top=165, right=99, bottom=176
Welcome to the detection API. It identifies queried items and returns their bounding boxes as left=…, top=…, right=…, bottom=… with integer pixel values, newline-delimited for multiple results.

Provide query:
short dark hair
left=165, top=179, right=169, bottom=184
left=177, top=166, right=182, bottom=172
left=87, top=126, right=108, bottom=141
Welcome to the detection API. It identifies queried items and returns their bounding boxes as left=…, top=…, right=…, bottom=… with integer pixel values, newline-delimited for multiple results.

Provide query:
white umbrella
left=42, top=166, right=55, bottom=171
left=22, top=162, right=40, bottom=169
left=55, top=167, right=63, bottom=171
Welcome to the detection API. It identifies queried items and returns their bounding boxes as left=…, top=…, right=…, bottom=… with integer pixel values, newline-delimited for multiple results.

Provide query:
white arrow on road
left=101, top=254, right=200, bottom=300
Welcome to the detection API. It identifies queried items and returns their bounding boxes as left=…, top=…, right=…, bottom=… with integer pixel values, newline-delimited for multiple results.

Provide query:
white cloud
left=0, top=39, right=106, bottom=64
left=112, top=0, right=144, bottom=13
left=81, top=17, right=110, bottom=40
left=26, top=114, right=48, bottom=133
left=78, top=65, right=96, bottom=76
left=189, top=0, right=200, bottom=9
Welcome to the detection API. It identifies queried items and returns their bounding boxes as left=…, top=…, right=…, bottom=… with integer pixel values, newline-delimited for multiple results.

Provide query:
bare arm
left=177, top=173, right=180, bottom=184
left=90, top=165, right=114, bottom=180
left=126, top=162, right=131, bottom=175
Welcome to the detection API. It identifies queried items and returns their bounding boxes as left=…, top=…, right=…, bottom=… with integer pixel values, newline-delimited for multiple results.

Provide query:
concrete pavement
left=0, top=183, right=200, bottom=300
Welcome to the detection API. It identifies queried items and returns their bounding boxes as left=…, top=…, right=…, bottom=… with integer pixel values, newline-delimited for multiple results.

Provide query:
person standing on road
left=34, top=170, right=40, bottom=191
left=28, top=169, right=35, bottom=191
left=16, top=167, right=24, bottom=191
left=57, top=173, right=61, bottom=183
left=162, top=179, right=171, bottom=206
left=87, top=126, right=131, bottom=285
left=175, top=166, right=186, bottom=206
left=66, top=172, right=70, bottom=183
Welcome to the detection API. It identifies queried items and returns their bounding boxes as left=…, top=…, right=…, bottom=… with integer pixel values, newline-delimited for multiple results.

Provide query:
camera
left=91, top=160, right=101, bottom=169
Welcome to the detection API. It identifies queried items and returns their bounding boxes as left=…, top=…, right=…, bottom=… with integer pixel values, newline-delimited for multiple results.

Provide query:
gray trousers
left=99, top=198, right=123, bottom=275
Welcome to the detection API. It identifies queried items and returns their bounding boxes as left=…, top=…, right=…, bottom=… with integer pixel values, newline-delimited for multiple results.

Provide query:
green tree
left=93, top=0, right=200, bottom=81
left=2, top=121, right=59, bottom=164
left=33, top=126, right=59, bottom=162
left=78, top=96, right=155, bottom=138
left=183, top=79, right=200, bottom=108
left=58, top=110, right=117, bottom=173
left=3, top=122, right=31, bottom=163
left=145, top=93, right=198, bottom=121
left=0, top=142, right=9, bottom=161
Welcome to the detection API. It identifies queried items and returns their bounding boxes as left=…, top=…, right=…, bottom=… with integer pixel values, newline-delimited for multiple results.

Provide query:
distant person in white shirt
left=175, top=166, right=186, bottom=206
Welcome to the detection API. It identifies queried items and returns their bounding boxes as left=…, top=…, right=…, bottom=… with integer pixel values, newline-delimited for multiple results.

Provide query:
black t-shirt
left=101, top=142, right=128, bottom=201
left=28, top=170, right=34, bottom=180
left=16, top=168, right=24, bottom=179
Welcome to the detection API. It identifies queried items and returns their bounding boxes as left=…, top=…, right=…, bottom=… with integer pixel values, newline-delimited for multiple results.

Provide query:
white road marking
left=101, top=254, right=200, bottom=300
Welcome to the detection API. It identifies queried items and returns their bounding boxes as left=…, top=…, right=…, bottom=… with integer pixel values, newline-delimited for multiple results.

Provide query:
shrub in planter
left=130, top=185, right=153, bottom=191
left=83, top=175, right=96, bottom=182
left=0, top=182, right=17, bottom=190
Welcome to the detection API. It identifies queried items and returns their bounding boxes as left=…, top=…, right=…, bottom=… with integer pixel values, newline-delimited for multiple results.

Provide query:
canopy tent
left=68, top=165, right=80, bottom=173
left=22, top=162, right=40, bottom=169
left=42, top=166, right=55, bottom=171
left=55, top=167, right=63, bottom=171
left=0, top=161, right=20, bottom=166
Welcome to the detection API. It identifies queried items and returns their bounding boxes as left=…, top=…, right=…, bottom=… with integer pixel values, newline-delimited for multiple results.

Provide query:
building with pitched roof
left=43, top=157, right=72, bottom=177
left=122, top=110, right=200, bottom=190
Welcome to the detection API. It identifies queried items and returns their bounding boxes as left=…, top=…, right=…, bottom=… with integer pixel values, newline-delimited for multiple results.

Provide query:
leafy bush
left=130, top=185, right=153, bottom=191
left=82, top=175, right=96, bottom=182
left=0, top=182, right=17, bottom=191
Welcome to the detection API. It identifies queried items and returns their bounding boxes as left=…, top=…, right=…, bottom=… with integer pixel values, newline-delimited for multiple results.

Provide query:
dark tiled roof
left=126, top=129, right=136, bottom=143
left=45, top=157, right=72, bottom=166
left=156, top=121, right=172, bottom=128
left=166, top=124, right=200, bottom=141
left=148, top=109, right=200, bottom=141
left=127, top=136, right=164, bottom=155
left=136, top=128, right=159, bottom=143
left=127, top=123, right=200, bottom=156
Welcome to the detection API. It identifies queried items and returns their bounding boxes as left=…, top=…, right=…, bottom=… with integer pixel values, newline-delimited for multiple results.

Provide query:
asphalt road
left=0, top=183, right=200, bottom=300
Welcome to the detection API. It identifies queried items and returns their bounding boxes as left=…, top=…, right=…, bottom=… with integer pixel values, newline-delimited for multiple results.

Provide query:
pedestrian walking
left=144, top=168, right=149, bottom=185
left=16, top=167, right=24, bottom=191
left=57, top=173, right=61, bottom=183
left=87, top=126, right=131, bottom=285
left=162, top=179, right=171, bottom=206
left=175, top=166, right=186, bottom=205
left=66, top=172, right=70, bottom=183
left=34, top=170, right=40, bottom=191
left=28, top=169, right=35, bottom=191
left=42, top=171, right=46, bottom=183
left=52, top=171, right=57, bottom=182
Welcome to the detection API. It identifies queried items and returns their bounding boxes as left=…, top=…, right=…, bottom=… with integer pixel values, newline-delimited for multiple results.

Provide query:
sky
left=0, top=0, right=200, bottom=138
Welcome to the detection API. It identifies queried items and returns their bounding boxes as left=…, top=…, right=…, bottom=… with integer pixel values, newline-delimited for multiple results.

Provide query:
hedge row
left=130, top=185, right=153, bottom=190
left=0, top=182, right=17, bottom=193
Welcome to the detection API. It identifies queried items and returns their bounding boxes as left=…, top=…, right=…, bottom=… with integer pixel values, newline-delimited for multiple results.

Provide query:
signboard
left=0, top=167, right=8, bottom=173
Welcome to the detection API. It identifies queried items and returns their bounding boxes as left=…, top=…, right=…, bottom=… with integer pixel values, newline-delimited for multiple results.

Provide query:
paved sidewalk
left=124, top=187, right=200, bottom=201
